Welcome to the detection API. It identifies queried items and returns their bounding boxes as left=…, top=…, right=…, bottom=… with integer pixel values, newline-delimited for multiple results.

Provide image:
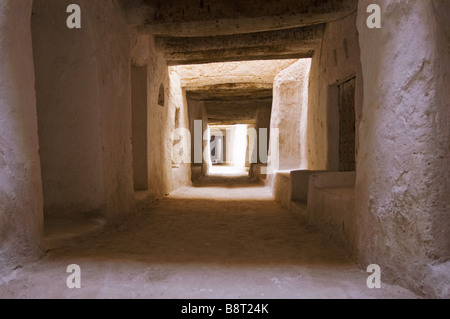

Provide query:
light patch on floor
left=208, top=165, right=249, bottom=177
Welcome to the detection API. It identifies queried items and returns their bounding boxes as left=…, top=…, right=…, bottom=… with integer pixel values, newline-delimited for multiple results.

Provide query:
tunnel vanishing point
left=0, top=0, right=449, bottom=299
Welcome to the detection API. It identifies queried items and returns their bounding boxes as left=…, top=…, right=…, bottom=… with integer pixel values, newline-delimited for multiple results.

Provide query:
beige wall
left=131, top=32, right=187, bottom=198
left=0, top=0, right=43, bottom=265
left=168, top=69, right=192, bottom=190
left=90, top=1, right=135, bottom=219
left=356, top=0, right=450, bottom=298
left=32, top=0, right=105, bottom=217
left=271, top=59, right=311, bottom=171
left=32, top=0, right=135, bottom=219
left=307, top=12, right=363, bottom=171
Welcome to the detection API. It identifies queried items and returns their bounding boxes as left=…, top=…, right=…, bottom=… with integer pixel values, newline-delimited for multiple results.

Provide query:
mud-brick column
left=0, top=0, right=43, bottom=265
left=356, top=0, right=450, bottom=298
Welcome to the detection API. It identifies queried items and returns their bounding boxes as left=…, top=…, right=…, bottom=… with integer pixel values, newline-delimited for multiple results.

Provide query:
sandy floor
left=0, top=176, right=418, bottom=299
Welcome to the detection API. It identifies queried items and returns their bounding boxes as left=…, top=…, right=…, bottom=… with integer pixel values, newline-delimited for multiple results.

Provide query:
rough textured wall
left=32, top=0, right=104, bottom=216
left=307, top=13, right=363, bottom=170
left=168, top=68, right=191, bottom=190
left=356, top=0, right=450, bottom=298
left=0, top=0, right=43, bottom=265
left=187, top=99, right=208, bottom=180
left=131, top=33, right=173, bottom=199
left=32, top=0, right=134, bottom=219
left=271, top=59, right=311, bottom=170
left=88, top=0, right=134, bottom=219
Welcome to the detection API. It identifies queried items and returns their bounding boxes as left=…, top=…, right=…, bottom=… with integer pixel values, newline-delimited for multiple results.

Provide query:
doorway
left=208, top=124, right=250, bottom=177
left=131, top=65, right=149, bottom=191
left=338, top=77, right=356, bottom=172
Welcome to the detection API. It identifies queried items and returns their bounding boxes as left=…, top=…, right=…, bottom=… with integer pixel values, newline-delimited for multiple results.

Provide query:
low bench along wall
left=307, top=172, right=357, bottom=257
left=290, top=170, right=328, bottom=203
left=273, top=171, right=291, bottom=209
left=274, top=170, right=327, bottom=208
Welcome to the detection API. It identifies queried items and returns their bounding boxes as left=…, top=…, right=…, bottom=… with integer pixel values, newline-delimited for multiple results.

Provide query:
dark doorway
left=131, top=65, right=148, bottom=191
left=338, top=77, right=356, bottom=172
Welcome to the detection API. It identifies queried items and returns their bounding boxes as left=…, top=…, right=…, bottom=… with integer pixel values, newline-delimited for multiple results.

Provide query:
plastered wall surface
left=307, top=12, right=363, bottom=171
left=0, top=0, right=43, bottom=265
left=168, top=68, right=192, bottom=190
left=271, top=59, right=311, bottom=170
left=356, top=0, right=450, bottom=298
left=32, top=0, right=105, bottom=217
left=131, top=32, right=176, bottom=199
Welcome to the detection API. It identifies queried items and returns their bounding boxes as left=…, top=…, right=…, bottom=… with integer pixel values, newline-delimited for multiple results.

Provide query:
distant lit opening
left=208, top=124, right=250, bottom=176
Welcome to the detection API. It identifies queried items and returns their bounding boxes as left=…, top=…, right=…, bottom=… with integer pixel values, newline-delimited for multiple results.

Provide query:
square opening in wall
left=158, top=83, right=165, bottom=106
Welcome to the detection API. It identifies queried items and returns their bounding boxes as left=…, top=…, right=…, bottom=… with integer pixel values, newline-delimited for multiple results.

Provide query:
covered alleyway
left=0, top=0, right=449, bottom=299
